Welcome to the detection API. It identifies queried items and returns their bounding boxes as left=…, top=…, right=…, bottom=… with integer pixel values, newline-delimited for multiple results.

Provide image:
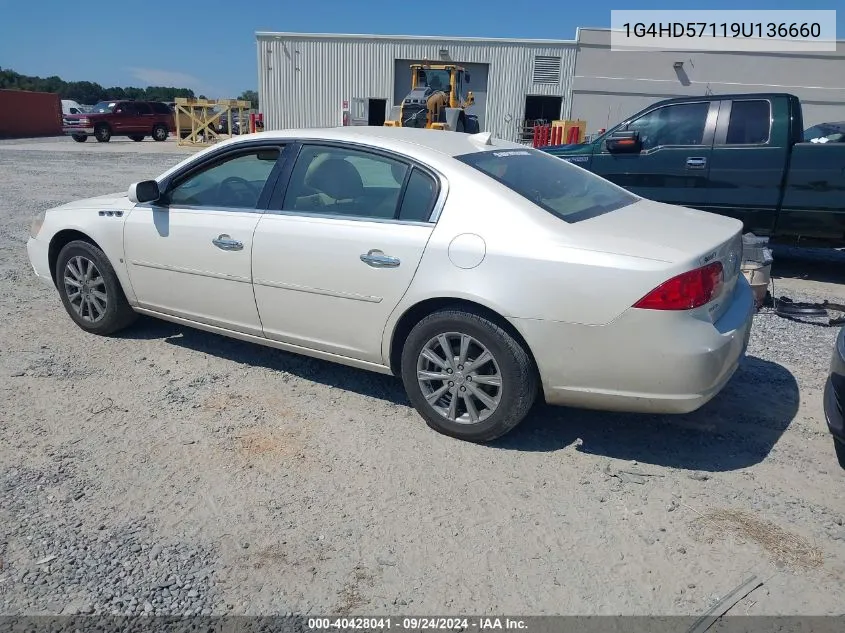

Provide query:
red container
left=0, top=90, right=62, bottom=138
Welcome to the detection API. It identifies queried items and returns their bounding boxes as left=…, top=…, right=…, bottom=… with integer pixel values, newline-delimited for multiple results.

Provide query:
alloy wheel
left=416, top=332, right=503, bottom=424
left=63, top=256, right=108, bottom=323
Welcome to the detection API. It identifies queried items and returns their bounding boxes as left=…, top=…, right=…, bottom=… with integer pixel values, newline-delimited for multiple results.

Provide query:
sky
left=0, top=0, right=841, bottom=99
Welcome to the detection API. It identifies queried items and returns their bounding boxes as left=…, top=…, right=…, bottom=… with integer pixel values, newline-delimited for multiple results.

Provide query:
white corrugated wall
left=256, top=33, right=577, bottom=142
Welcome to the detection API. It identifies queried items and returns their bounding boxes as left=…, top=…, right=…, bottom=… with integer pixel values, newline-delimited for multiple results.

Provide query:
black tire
left=466, top=116, right=480, bottom=134
left=129, top=135, right=145, bottom=142
left=152, top=124, right=168, bottom=141
left=400, top=307, right=538, bottom=442
left=94, top=124, right=111, bottom=142
left=71, top=134, right=87, bottom=143
left=55, top=240, right=138, bottom=336
left=455, top=117, right=466, bottom=133
left=835, top=438, right=845, bottom=470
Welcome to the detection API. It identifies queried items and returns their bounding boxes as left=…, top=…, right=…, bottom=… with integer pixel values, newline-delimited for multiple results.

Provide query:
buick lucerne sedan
left=26, top=127, right=754, bottom=442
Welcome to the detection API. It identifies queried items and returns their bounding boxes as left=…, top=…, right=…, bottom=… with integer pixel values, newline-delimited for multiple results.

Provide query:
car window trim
left=265, top=139, right=446, bottom=225
left=714, top=98, right=773, bottom=146
left=154, top=142, right=288, bottom=213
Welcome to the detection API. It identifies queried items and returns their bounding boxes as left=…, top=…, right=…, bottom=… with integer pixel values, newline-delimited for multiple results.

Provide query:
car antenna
left=468, top=131, right=494, bottom=146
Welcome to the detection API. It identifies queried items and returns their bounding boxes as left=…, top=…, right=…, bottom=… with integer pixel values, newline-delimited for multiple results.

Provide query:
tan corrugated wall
left=256, top=34, right=577, bottom=142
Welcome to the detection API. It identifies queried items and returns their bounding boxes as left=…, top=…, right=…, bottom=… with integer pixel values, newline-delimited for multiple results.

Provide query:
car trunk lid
left=567, top=198, right=745, bottom=321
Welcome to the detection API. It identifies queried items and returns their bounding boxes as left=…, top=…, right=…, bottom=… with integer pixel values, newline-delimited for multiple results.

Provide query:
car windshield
left=90, top=101, right=117, bottom=113
left=804, top=123, right=845, bottom=143
left=456, top=148, right=638, bottom=222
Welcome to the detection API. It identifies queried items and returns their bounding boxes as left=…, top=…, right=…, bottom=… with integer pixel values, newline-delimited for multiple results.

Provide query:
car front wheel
left=94, top=125, right=111, bottom=142
left=400, top=307, right=538, bottom=442
left=55, top=240, right=138, bottom=335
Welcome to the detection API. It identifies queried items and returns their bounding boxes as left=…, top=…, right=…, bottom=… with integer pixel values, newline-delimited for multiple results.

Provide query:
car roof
left=233, top=126, right=525, bottom=159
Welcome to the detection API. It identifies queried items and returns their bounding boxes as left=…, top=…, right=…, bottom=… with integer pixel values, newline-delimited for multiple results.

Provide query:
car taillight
left=633, top=262, right=724, bottom=310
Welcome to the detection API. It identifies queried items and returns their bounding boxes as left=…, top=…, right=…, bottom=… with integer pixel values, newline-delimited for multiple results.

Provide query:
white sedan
left=26, top=127, right=754, bottom=442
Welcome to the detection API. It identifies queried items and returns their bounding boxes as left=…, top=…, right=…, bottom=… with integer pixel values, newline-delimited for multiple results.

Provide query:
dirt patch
left=235, top=428, right=304, bottom=459
left=696, top=508, right=824, bottom=571
left=334, top=566, right=376, bottom=616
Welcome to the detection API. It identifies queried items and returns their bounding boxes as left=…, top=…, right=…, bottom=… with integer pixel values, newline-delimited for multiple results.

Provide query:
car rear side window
left=134, top=102, right=152, bottom=115
left=725, top=100, right=771, bottom=144
left=281, top=145, right=412, bottom=220
left=151, top=102, right=171, bottom=115
left=398, top=168, right=438, bottom=222
left=456, top=148, right=638, bottom=223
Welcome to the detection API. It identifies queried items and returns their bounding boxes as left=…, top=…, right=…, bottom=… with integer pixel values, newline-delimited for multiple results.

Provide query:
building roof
left=255, top=30, right=577, bottom=46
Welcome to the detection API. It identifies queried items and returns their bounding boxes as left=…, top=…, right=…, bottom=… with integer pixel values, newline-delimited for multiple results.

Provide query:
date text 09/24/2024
left=307, top=618, right=528, bottom=630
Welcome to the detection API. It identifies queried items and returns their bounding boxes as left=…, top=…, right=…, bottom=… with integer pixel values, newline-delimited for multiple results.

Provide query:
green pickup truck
left=544, top=93, right=845, bottom=245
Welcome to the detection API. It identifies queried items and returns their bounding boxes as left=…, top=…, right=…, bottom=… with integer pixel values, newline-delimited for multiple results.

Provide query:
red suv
left=63, top=100, right=174, bottom=143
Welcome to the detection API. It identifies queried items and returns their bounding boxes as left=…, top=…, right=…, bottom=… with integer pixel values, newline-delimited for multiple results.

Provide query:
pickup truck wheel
left=71, top=134, right=87, bottom=143
left=152, top=125, right=168, bottom=141
left=55, top=240, right=138, bottom=336
left=129, top=135, right=144, bottom=142
left=94, top=125, right=111, bottom=142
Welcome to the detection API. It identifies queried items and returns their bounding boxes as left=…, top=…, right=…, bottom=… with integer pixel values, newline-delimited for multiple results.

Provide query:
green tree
left=238, top=90, right=258, bottom=109
left=0, top=66, right=195, bottom=104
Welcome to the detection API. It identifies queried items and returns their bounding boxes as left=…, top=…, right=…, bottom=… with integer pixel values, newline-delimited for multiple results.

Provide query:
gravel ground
left=1, top=137, right=845, bottom=617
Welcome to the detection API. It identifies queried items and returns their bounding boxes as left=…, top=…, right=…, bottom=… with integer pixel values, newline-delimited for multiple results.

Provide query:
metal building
left=255, top=31, right=577, bottom=142
left=572, top=28, right=845, bottom=131
left=256, top=29, right=845, bottom=141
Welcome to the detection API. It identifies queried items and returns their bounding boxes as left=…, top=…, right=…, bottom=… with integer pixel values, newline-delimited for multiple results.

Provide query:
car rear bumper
left=63, top=127, right=94, bottom=135
left=823, top=328, right=845, bottom=442
left=512, top=274, right=755, bottom=414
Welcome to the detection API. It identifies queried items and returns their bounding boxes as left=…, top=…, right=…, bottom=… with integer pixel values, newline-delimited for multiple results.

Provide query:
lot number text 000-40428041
left=307, top=617, right=528, bottom=630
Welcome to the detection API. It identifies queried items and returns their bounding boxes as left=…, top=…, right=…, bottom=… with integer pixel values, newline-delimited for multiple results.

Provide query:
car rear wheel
left=129, top=135, right=144, bottom=142
left=152, top=125, right=168, bottom=141
left=55, top=240, right=137, bottom=336
left=400, top=307, right=538, bottom=442
left=71, top=134, right=87, bottom=143
left=94, top=125, right=111, bottom=142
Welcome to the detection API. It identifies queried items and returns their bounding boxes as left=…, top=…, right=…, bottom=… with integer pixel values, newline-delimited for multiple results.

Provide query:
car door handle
left=686, top=157, right=707, bottom=169
left=360, top=249, right=400, bottom=268
left=212, top=234, right=243, bottom=251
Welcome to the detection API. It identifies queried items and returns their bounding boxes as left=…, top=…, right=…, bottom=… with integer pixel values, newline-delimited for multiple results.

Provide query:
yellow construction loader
left=384, top=63, right=480, bottom=133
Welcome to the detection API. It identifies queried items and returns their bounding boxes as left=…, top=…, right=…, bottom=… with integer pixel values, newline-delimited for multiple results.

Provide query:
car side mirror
left=606, top=130, right=642, bottom=154
left=128, top=180, right=161, bottom=204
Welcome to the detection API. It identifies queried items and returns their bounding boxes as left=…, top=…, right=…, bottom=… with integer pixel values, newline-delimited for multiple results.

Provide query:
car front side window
left=280, top=145, right=412, bottom=220
left=625, top=102, right=710, bottom=150
left=167, top=148, right=281, bottom=209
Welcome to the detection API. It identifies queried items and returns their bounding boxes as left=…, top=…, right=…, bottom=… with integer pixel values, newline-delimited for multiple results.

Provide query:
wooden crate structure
left=174, top=98, right=252, bottom=146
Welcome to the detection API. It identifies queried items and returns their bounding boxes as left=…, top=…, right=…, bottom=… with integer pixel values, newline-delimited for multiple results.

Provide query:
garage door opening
left=368, top=99, right=386, bottom=126
left=524, top=96, right=563, bottom=123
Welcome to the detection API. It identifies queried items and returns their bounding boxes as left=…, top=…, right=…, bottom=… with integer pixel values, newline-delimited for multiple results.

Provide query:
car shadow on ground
left=120, top=319, right=798, bottom=472
left=770, top=245, right=845, bottom=285
left=492, top=355, right=800, bottom=472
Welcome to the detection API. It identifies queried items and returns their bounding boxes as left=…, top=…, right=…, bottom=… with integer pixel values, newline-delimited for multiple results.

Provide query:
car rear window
left=455, top=148, right=638, bottom=223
